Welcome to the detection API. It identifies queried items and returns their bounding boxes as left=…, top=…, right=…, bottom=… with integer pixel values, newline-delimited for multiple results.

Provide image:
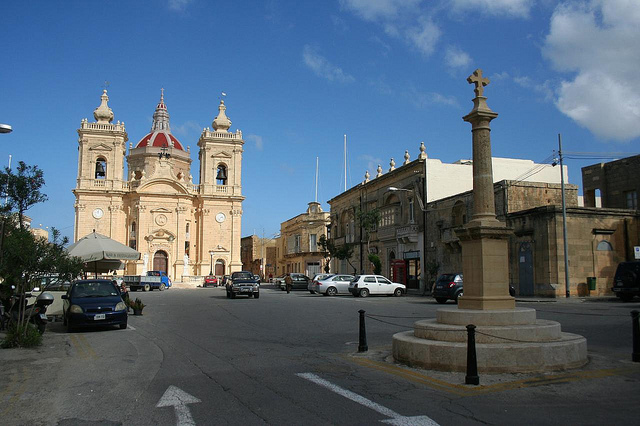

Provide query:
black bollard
left=465, top=324, right=479, bottom=385
left=632, top=310, right=639, bottom=362
left=358, top=309, right=368, bottom=353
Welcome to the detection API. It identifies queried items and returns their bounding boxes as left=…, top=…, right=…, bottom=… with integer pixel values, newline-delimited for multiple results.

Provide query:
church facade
left=73, top=90, right=244, bottom=280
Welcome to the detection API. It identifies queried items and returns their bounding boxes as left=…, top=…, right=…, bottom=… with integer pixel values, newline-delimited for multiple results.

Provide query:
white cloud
left=168, top=0, right=192, bottom=12
left=171, top=120, right=201, bottom=137
left=339, top=0, right=421, bottom=22
left=445, top=45, right=472, bottom=69
left=405, top=17, right=441, bottom=56
left=245, top=134, right=264, bottom=151
left=302, top=45, right=355, bottom=83
left=543, top=0, right=640, bottom=141
left=359, top=154, right=384, bottom=175
left=450, top=0, right=534, bottom=18
left=513, top=76, right=554, bottom=101
left=408, top=88, right=459, bottom=108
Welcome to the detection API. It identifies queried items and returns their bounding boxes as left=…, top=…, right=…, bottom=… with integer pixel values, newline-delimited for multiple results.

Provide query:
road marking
left=156, top=385, right=201, bottom=426
left=69, top=334, right=97, bottom=360
left=128, top=325, right=136, bottom=330
left=297, top=372, right=439, bottom=425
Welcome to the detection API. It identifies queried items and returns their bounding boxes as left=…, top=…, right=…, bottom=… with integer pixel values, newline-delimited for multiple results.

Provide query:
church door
left=153, top=250, right=169, bottom=274
left=215, top=259, right=225, bottom=277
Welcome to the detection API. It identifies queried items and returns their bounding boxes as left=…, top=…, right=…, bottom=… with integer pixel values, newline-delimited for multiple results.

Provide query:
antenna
left=315, top=157, right=319, bottom=203
left=344, top=134, right=347, bottom=192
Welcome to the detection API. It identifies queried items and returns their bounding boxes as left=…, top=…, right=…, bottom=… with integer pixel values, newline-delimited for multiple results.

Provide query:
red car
left=203, top=275, right=218, bottom=288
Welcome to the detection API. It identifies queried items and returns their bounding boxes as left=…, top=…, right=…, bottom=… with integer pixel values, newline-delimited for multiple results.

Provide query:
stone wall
left=582, top=154, right=640, bottom=209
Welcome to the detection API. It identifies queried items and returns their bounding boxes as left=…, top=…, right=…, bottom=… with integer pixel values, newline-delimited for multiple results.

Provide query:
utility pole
left=559, top=134, right=570, bottom=298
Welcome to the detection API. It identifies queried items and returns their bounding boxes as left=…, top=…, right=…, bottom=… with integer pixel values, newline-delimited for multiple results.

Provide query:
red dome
left=135, top=131, right=184, bottom=151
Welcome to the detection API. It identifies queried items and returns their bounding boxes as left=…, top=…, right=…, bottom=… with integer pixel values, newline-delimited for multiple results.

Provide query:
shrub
left=1, top=322, right=42, bottom=348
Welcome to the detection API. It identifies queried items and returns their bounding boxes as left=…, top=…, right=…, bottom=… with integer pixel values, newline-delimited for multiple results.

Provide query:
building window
left=380, top=207, right=398, bottom=227
left=95, top=158, right=107, bottom=179
left=409, top=198, right=415, bottom=223
left=185, top=241, right=190, bottom=256
left=129, top=222, right=136, bottom=249
left=309, top=234, right=317, bottom=252
left=295, top=234, right=301, bottom=252
left=216, top=164, right=228, bottom=185
left=625, top=190, right=638, bottom=210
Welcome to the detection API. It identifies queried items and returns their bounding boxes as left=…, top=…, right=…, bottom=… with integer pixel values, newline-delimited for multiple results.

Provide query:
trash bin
left=587, top=277, right=597, bottom=291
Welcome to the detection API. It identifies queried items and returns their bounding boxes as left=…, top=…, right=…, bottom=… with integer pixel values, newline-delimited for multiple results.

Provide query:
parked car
left=312, top=274, right=355, bottom=296
left=308, top=273, right=334, bottom=293
left=348, top=275, right=405, bottom=297
left=433, top=273, right=516, bottom=304
left=62, top=279, right=128, bottom=332
left=432, top=273, right=464, bottom=304
left=280, top=273, right=311, bottom=291
left=221, top=275, right=231, bottom=287
left=203, top=275, right=218, bottom=288
left=226, top=271, right=260, bottom=299
left=611, top=261, right=640, bottom=301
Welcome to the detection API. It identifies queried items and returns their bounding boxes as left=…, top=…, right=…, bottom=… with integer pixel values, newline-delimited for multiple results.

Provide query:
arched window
left=95, top=158, right=107, bottom=179
left=216, top=164, right=228, bottom=185
left=129, top=222, right=136, bottom=250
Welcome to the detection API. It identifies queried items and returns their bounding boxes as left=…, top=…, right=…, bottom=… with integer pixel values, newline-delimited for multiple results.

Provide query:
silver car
left=313, top=274, right=355, bottom=296
left=308, top=273, right=334, bottom=293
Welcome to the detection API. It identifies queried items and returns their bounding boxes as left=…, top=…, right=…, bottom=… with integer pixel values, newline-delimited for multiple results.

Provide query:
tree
left=0, top=161, right=47, bottom=230
left=356, top=207, right=380, bottom=254
left=0, top=163, right=83, bottom=347
left=318, top=234, right=356, bottom=275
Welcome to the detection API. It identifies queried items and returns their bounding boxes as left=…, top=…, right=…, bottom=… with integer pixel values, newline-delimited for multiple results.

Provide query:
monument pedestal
left=392, top=308, right=587, bottom=373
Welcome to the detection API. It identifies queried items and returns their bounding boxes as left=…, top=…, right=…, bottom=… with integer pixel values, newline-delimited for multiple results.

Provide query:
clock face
left=92, top=208, right=104, bottom=219
left=215, top=213, right=226, bottom=223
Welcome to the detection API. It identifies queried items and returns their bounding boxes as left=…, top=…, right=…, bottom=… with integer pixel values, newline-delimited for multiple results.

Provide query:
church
left=72, top=90, right=244, bottom=280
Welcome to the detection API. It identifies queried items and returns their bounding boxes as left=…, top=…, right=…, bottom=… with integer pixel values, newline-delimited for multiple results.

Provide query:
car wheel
left=619, top=293, right=634, bottom=302
left=359, top=288, right=369, bottom=298
left=454, top=291, right=463, bottom=304
left=435, top=297, right=448, bottom=304
left=119, top=322, right=127, bottom=330
left=393, top=288, right=403, bottom=297
left=143, top=284, right=150, bottom=292
left=327, top=287, right=338, bottom=296
left=254, top=293, right=260, bottom=299
left=159, top=284, right=165, bottom=291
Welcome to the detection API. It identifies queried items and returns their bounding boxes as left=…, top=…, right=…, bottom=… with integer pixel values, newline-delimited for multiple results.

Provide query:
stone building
left=327, top=144, right=565, bottom=291
left=582, top=154, right=640, bottom=210
left=73, top=90, right=244, bottom=280
left=275, top=202, right=330, bottom=277
left=241, top=235, right=277, bottom=278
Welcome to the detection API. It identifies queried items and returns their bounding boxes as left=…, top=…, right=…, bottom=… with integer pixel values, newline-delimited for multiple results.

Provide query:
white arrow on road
left=298, top=373, right=439, bottom=425
left=156, top=385, right=201, bottom=426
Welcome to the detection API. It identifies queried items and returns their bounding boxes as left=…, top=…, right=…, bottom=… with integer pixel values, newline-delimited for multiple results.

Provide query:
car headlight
left=70, top=305, right=83, bottom=314
left=115, top=302, right=127, bottom=311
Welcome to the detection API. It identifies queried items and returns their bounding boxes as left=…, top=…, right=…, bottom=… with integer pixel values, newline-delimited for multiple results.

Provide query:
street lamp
left=208, top=250, right=214, bottom=276
left=0, top=124, right=12, bottom=134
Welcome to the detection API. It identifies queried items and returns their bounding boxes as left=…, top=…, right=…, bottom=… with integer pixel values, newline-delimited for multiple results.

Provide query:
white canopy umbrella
left=67, top=231, right=141, bottom=276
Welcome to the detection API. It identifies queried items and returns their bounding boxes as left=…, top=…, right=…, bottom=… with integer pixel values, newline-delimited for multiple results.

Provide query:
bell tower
left=73, top=90, right=128, bottom=241
left=196, top=99, right=244, bottom=274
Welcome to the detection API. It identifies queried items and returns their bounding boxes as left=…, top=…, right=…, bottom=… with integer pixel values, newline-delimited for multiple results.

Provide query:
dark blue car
left=62, top=279, right=128, bottom=332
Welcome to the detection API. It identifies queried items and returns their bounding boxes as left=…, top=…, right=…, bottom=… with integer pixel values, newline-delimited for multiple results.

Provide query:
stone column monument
left=457, top=69, right=514, bottom=310
left=392, top=69, right=587, bottom=373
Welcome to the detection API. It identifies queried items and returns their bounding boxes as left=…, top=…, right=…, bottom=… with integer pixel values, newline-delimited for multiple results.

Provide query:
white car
left=348, top=275, right=406, bottom=297
left=311, top=274, right=355, bottom=296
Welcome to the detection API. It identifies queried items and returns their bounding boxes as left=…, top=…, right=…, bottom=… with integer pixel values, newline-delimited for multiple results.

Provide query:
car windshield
left=232, top=272, right=253, bottom=279
left=72, top=282, right=118, bottom=298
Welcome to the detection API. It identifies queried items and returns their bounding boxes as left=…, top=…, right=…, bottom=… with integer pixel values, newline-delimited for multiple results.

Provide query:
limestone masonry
left=73, top=90, right=244, bottom=280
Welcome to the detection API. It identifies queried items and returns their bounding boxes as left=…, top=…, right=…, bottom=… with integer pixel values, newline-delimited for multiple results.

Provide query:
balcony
left=377, top=226, right=397, bottom=241
left=396, top=224, right=419, bottom=243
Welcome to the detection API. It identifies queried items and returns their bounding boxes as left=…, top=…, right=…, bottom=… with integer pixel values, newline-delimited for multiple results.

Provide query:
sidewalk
left=405, top=288, right=619, bottom=304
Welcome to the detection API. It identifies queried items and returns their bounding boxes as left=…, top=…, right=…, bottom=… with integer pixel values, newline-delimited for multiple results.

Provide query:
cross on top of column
left=467, top=69, right=489, bottom=97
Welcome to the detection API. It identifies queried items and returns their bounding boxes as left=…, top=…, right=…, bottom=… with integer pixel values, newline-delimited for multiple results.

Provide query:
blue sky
left=1, top=0, right=638, bottom=242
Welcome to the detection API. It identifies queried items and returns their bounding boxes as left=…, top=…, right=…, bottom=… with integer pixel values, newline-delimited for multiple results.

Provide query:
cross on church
left=467, top=69, right=489, bottom=97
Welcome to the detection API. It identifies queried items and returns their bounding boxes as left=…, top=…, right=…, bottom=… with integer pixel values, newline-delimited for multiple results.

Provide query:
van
left=611, top=261, right=640, bottom=301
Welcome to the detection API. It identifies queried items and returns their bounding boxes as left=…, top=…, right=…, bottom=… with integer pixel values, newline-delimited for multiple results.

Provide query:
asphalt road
left=1, top=286, right=639, bottom=425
